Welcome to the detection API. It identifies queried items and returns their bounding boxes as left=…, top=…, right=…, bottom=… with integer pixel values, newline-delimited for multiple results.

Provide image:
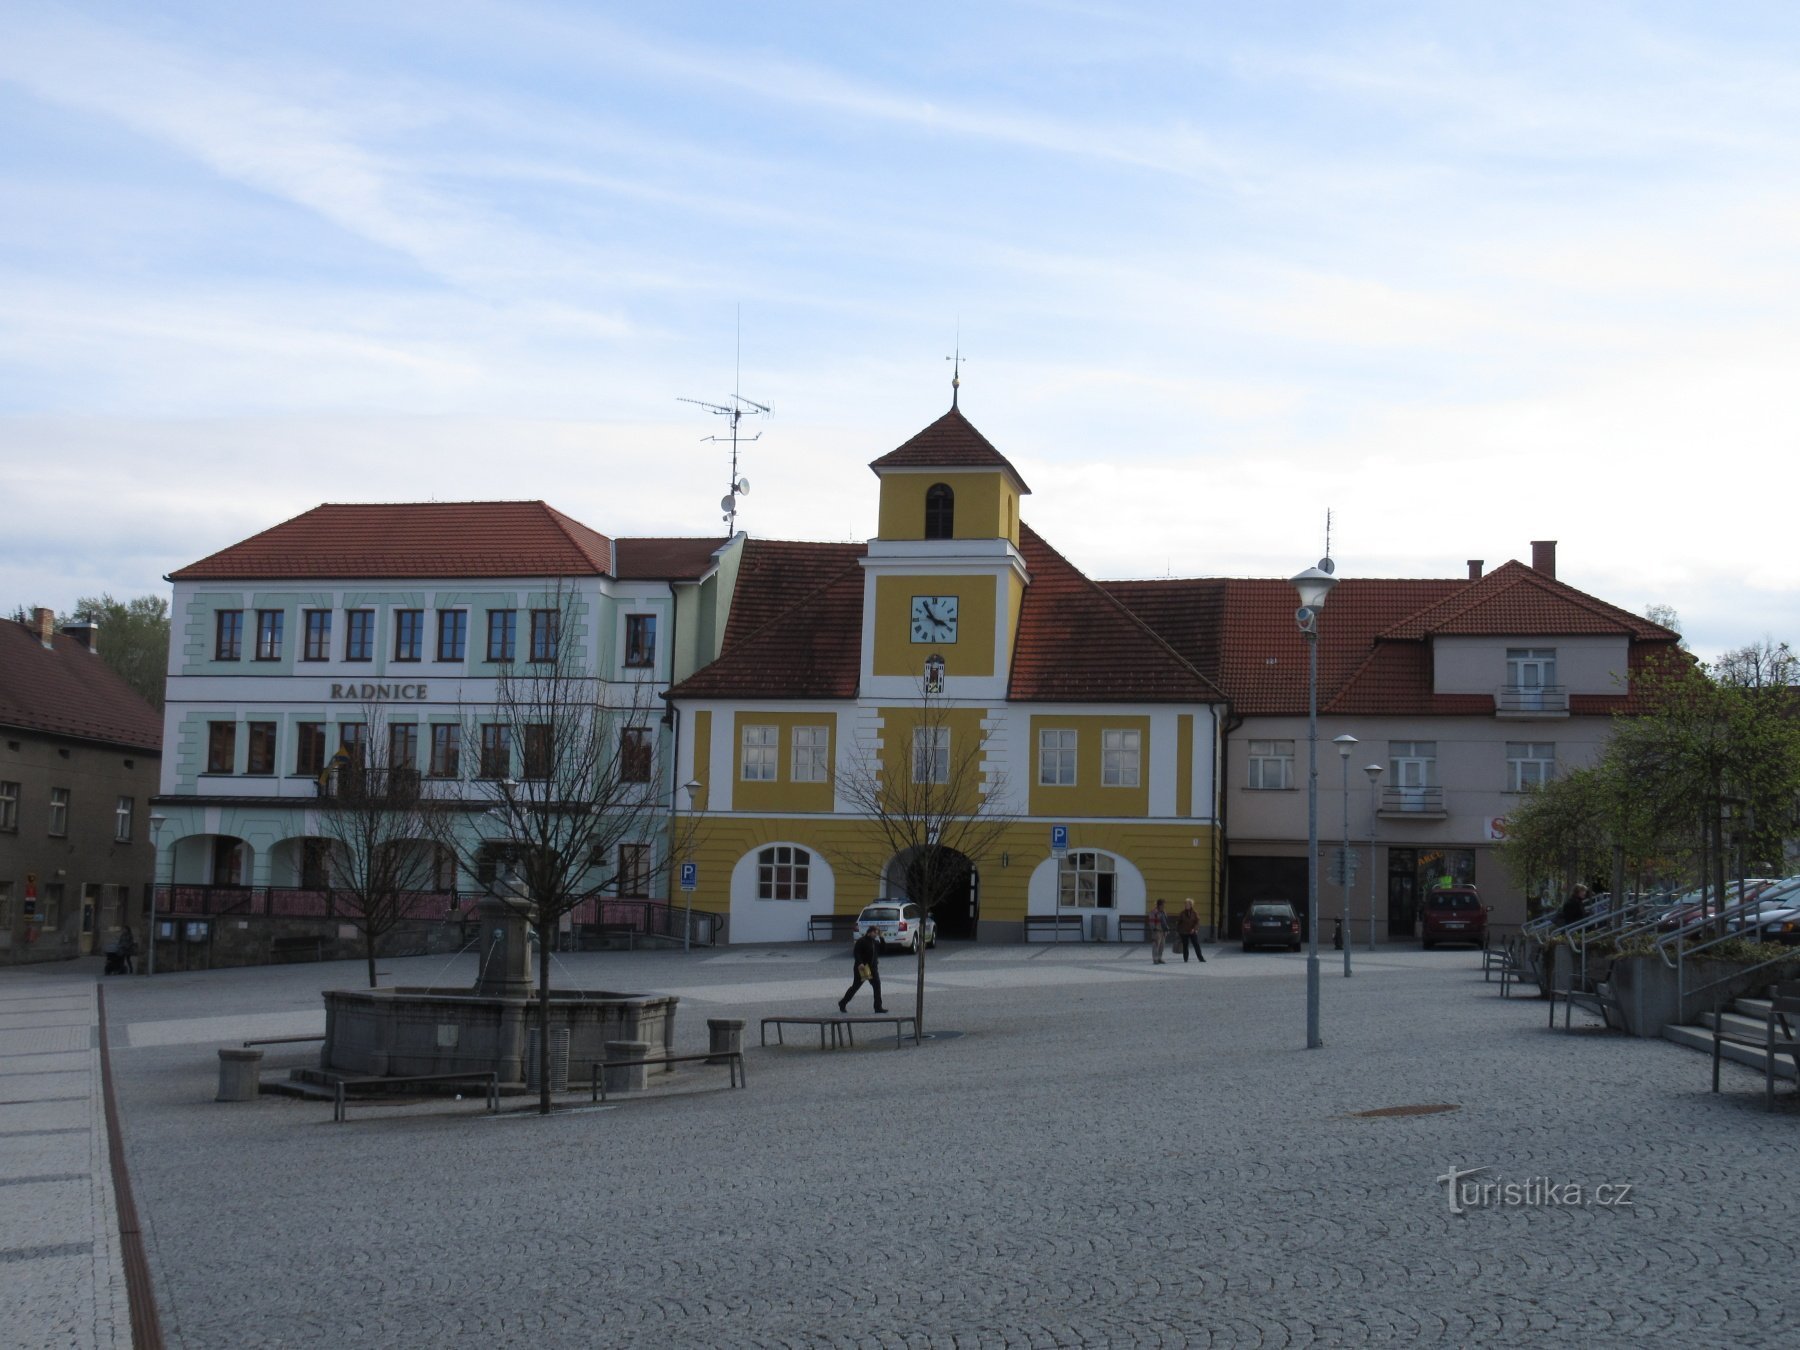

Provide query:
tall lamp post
left=1364, top=764, right=1384, bottom=951
left=1291, top=558, right=1338, bottom=1049
left=1334, top=734, right=1357, bottom=977
left=681, top=779, right=702, bottom=952
left=146, top=813, right=167, bottom=976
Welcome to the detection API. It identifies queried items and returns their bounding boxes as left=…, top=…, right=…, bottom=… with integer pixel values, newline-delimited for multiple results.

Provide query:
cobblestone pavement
left=12, top=940, right=1800, bottom=1347
left=0, top=969, right=130, bottom=1350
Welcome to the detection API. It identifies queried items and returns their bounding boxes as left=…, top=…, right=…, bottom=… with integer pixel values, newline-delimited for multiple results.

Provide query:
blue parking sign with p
left=680, top=862, right=698, bottom=891
left=1050, top=825, right=1068, bottom=852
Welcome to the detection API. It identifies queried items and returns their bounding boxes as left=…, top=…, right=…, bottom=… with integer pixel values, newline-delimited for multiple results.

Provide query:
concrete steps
left=1660, top=995, right=1800, bottom=1081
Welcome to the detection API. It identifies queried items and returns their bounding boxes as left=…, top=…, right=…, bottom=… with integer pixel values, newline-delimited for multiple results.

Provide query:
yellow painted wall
left=730, top=711, right=837, bottom=813
left=1177, top=714, right=1193, bottom=819
left=691, top=709, right=712, bottom=804
left=1026, top=715, right=1151, bottom=818
left=876, top=704, right=992, bottom=816
left=871, top=574, right=997, bottom=677
left=877, top=471, right=1019, bottom=544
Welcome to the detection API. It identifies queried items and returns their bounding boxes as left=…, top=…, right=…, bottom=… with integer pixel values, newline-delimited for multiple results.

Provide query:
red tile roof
left=868, top=406, right=1033, bottom=493
left=168, top=502, right=617, bottom=581
left=1010, top=527, right=1224, bottom=703
left=1381, top=561, right=1675, bottom=641
left=0, top=620, right=163, bottom=751
left=613, top=537, right=731, bottom=581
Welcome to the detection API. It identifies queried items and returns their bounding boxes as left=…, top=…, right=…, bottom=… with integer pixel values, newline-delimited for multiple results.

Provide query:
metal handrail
left=1654, top=884, right=1800, bottom=1009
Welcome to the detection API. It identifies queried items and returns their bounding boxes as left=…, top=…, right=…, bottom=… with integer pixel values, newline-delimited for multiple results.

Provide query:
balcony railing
left=1496, top=684, right=1569, bottom=716
left=316, top=766, right=424, bottom=802
left=1379, top=786, right=1446, bottom=817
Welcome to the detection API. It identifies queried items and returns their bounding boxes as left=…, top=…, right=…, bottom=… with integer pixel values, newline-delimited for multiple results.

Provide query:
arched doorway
left=884, top=846, right=978, bottom=941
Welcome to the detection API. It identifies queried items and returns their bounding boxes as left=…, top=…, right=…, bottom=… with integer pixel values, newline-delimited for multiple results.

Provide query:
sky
left=3, top=0, right=1797, bottom=662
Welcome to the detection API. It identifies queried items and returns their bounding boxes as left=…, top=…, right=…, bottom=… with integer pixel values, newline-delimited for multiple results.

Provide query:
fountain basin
left=322, top=987, right=678, bottom=1087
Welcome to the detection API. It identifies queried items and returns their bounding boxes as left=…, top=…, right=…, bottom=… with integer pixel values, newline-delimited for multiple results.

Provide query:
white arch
left=1026, top=850, right=1147, bottom=916
left=729, top=842, right=837, bottom=943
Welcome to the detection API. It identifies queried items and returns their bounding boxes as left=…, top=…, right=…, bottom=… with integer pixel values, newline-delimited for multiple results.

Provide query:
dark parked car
left=1420, top=887, right=1487, bottom=949
left=1241, top=901, right=1302, bottom=951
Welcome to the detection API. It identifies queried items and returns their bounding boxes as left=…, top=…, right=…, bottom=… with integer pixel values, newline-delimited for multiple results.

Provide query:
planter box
left=1608, top=957, right=1773, bottom=1038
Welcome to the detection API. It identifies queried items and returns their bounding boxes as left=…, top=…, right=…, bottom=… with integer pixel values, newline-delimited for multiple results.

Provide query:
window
left=924, top=482, right=954, bottom=539
left=1058, top=851, right=1117, bottom=909
left=621, top=727, right=653, bottom=783
left=338, top=722, right=367, bottom=765
left=1102, top=729, right=1141, bottom=787
left=486, top=610, right=516, bottom=662
left=0, top=781, right=18, bottom=831
left=394, top=609, right=424, bottom=662
left=1507, top=742, right=1556, bottom=792
left=792, top=726, right=829, bottom=782
left=1390, top=741, right=1438, bottom=811
left=345, top=610, right=375, bottom=662
left=207, top=721, right=237, bottom=774
left=247, top=722, right=277, bottom=775
left=1506, top=647, right=1559, bottom=711
left=114, top=796, right=133, bottom=842
left=530, top=609, right=559, bottom=663
left=1038, top=728, right=1077, bottom=786
left=389, top=723, right=419, bottom=772
left=625, top=614, right=657, bottom=668
left=48, top=787, right=69, bottom=837
left=214, top=609, right=243, bottom=661
left=523, top=724, right=552, bottom=780
left=1247, top=740, right=1295, bottom=790
left=913, top=726, right=949, bottom=785
left=429, top=724, right=461, bottom=778
left=618, top=843, right=651, bottom=898
left=302, top=610, right=331, bottom=662
left=255, top=609, right=284, bottom=660
left=479, top=724, right=511, bottom=779
left=757, top=845, right=810, bottom=901
left=296, top=722, right=326, bottom=776
left=742, top=725, right=777, bottom=781
left=436, top=610, right=467, bottom=662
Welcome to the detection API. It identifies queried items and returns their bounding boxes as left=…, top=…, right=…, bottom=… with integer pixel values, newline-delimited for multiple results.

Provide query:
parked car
left=1420, top=887, right=1487, bottom=949
left=1657, top=879, right=1785, bottom=934
left=1735, top=877, right=1800, bottom=945
left=856, top=900, right=936, bottom=952
left=1241, top=901, right=1302, bottom=952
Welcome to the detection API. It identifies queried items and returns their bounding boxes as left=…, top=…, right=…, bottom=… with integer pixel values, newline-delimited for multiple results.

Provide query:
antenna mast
left=678, top=312, right=769, bottom=534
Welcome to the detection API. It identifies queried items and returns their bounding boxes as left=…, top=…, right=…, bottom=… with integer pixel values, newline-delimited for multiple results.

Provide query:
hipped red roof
left=0, top=621, right=163, bottom=751
left=869, top=406, right=1032, bottom=493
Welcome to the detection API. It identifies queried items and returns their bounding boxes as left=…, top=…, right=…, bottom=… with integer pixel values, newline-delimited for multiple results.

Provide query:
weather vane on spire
left=946, top=324, right=964, bottom=408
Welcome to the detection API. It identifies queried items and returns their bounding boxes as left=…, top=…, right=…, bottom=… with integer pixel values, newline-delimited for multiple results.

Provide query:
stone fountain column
left=474, top=874, right=537, bottom=999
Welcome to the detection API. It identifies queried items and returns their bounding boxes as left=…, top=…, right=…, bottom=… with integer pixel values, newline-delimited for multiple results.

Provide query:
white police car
left=856, top=900, right=937, bottom=953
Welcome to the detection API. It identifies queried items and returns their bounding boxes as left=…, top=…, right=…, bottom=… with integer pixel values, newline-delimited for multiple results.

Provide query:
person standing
left=1175, top=900, right=1205, bottom=963
left=1149, top=899, right=1169, bottom=964
left=116, top=925, right=137, bottom=975
left=839, top=925, right=887, bottom=1013
left=1558, top=884, right=1590, bottom=927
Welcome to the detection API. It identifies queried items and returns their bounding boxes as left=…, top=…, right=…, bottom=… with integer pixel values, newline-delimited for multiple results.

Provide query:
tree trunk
left=913, top=937, right=926, bottom=1044
left=365, top=932, right=379, bottom=989
left=536, top=915, right=552, bottom=1115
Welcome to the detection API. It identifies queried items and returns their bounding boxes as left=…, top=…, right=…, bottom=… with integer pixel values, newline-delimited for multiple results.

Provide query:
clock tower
left=860, top=404, right=1032, bottom=699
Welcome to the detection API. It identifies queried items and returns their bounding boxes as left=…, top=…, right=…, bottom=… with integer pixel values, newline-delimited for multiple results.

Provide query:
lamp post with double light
left=147, top=812, right=167, bottom=976
left=1291, top=558, right=1337, bottom=1049
left=1334, top=734, right=1357, bottom=978
left=1364, top=763, right=1384, bottom=951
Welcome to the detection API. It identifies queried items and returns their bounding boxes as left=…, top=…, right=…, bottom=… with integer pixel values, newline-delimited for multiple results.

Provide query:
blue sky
left=3, top=1, right=1797, bottom=660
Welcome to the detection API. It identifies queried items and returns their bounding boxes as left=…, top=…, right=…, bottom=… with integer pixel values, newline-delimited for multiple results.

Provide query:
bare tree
left=431, top=585, right=688, bottom=1114
left=833, top=683, right=1015, bottom=1042
left=313, top=705, right=453, bottom=988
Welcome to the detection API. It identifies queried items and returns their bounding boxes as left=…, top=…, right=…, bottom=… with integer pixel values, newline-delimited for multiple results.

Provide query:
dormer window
left=924, top=483, right=954, bottom=539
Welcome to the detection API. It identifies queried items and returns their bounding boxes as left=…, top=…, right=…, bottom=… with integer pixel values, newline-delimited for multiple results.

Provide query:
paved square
left=12, top=942, right=1799, bottom=1347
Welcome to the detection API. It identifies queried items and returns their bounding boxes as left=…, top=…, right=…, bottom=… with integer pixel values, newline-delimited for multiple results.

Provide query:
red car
left=1420, top=887, right=1487, bottom=949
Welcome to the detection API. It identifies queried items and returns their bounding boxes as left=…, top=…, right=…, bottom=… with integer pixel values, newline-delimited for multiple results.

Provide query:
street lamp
left=1290, top=558, right=1337, bottom=1049
left=147, top=812, right=168, bottom=976
left=1334, top=734, right=1357, bottom=978
left=681, top=779, right=703, bottom=953
left=1363, top=764, right=1384, bottom=951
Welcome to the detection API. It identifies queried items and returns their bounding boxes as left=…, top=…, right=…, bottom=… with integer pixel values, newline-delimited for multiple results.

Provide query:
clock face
left=910, top=594, right=959, bottom=644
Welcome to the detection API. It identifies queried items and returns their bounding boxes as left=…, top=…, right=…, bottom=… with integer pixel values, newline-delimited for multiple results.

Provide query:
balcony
left=1495, top=684, right=1569, bottom=718
left=1379, top=786, right=1447, bottom=820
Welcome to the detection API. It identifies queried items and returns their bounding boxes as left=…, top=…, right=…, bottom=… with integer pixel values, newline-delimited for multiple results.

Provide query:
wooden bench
left=807, top=914, right=859, bottom=942
left=760, top=1014, right=918, bottom=1050
left=242, top=1035, right=325, bottom=1049
left=589, top=1051, right=746, bottom=1101
left=1711, top=983, right=1800, bottom=1110
left=1023, top=914, right=1085, bottom=943
left=331, top=1071, right=499, bottom=1123
left=270, top=935, right=327, bottom=963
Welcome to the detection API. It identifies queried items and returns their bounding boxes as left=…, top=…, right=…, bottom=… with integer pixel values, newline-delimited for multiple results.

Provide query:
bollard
left=604, top=1039, right=651, bottom=1095
left=706, top=1018, right=746, bottom=1065
left=526, top=1027, right=571, bottom=1094
left=216, top=1048, right=263, bottom=1102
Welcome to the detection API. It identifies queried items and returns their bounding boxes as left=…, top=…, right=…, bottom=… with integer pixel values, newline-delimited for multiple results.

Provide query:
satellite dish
left=720, top=495, right=736, bottom=513
left=1318, top=558, right=1335, bottom=574
left=735, top=477, right=750, bottom=495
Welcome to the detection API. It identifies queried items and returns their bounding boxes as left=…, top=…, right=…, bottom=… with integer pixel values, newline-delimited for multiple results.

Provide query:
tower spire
left=946, top=325, right=963, bottom=409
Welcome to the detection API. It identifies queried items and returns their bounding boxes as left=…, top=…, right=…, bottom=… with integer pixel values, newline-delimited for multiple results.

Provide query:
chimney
left=1530, top=540, right=1557, bottom=578
left=62, top=622, right=99, bottom=654
left=1467, top=560, right=1484, bottom=581
left=33, top=607, right=55, bottom=649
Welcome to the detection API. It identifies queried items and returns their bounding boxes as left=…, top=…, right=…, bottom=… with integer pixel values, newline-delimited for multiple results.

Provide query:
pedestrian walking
left=1175, top=899, right=1205, bottom=963
left=1149, top=899, right=1169, bottom=964
left=839, top=925, right=887, bottom=1013
left=1558, top=884, right=1590, bottom=927
left=111, top=925, right=137, bottom=976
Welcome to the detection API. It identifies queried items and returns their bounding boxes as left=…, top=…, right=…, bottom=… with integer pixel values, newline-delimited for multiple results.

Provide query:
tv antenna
left=678, top=311, right=768, bottom=534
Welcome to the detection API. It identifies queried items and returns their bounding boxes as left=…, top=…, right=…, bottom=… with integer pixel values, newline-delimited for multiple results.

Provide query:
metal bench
left=331, top=1071, right=499, bottom=1123
left=1711, top=983, right=1800, bottom=1110
left=270, top=935, right=327, bottom=963
left=1023, top=914, right=1085, bottom=942
left=589, top=1051, right=746, bottom=1101
left=807, top=914, right=858, bottom=942
left=760, top=1014, right=918, bottom=1049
